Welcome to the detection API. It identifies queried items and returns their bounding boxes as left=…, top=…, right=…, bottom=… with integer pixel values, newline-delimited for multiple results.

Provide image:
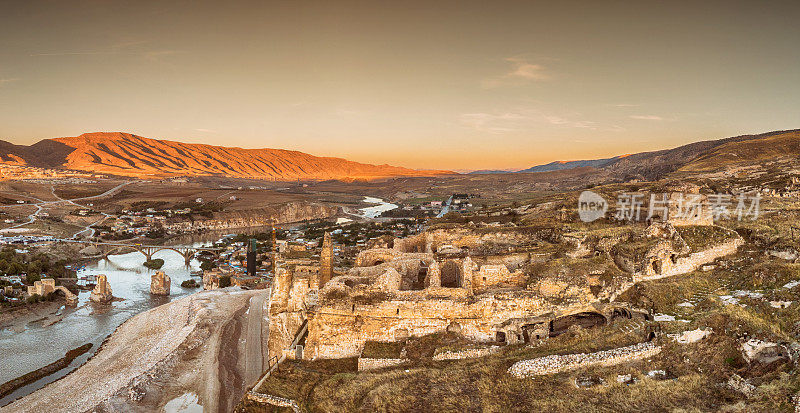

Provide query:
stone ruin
left=265, top=219, right=744, bottom=361
left=90, top=274, right=114, bottom=303
left=26, top=278, right=79, bottom=306
left=150, top=271, right=171, bottom=295
left=268, top=226, right=656, bottom=361
left=203, top=269, right=222, bottom=290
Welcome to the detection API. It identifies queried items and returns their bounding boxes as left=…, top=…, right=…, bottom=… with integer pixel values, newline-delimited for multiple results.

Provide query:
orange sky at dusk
left=0, top=1, right=798, bottom=170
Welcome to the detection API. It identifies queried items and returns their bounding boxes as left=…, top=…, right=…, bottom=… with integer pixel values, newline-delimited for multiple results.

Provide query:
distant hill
left=467, top=169, right=519, bottom=175
left=0, top=132, right=453, bottom=181
left=518, top=157, right=620, bottom=173
left=679, top=129, right=800, bottom=172
left=513, top=129, right=800, bottom=181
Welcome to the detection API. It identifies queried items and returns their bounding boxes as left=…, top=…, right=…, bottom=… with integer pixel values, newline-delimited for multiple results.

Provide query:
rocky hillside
left=0, top=132, right=452, bottom=180
left=509, top=129, right=799, bottom=181
left=517, top=157, right=621, bottom=174
left=678, top=129, right=800, bottom=172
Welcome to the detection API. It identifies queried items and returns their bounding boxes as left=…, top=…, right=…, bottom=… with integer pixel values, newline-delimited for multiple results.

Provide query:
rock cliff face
left=167, top=202, right=338, bottom=231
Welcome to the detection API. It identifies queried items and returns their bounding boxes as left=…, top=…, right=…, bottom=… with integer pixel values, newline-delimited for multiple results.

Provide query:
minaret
left=319, top=232, right=333, bottom=288
left=271, top=219, right=279, bottom=271
left=246, top=238, right=257, bottom=277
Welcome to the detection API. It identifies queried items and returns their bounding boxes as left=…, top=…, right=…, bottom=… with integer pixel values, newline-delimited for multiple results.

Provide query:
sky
left=0, top=1, right=798, bottom=171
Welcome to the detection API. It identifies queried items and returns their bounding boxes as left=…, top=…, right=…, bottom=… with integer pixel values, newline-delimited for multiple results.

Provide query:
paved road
left=244, top=289, right=270, bottom=385
left=0, top=181, right=131, bottom=237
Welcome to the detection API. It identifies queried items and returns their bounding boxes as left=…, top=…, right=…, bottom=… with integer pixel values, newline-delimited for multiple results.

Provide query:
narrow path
left=244, top=292, right=267, bottom=385
left=1, top=181, right=131, bottom=237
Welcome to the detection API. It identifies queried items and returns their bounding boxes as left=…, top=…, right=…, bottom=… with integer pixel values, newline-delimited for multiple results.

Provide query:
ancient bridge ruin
left=58, top=239, right=224, bottom=265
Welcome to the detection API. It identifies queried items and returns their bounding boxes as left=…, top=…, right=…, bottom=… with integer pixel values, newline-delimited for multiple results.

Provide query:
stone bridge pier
left=139, top=246, right=158, bottom=262
left=67, top=240, right=221, bottom=266
left=174, top=248, right=195, bottom=265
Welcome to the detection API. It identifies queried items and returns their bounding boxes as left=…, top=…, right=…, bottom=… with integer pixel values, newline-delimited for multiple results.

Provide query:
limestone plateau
left=0, top=132, right=453, bottom=180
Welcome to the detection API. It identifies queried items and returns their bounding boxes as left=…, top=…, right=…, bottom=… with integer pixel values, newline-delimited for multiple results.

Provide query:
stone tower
left=319, top=232, right=333, bottom=288
left=271, top=220, right=279, bottom=271
left=90, top=274, right=113, bottom=303
left=150, top=271, right=171, bottom=295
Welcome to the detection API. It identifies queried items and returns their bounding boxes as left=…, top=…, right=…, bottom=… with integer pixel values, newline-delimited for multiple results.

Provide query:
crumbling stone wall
left=302, top=288, right=630, bottom=360
left=508, top=342, right=662, bottom=377
left=355, top=248, right=404, bottom=267
left=150, top=271, right=171, bottom=295
left=90, top=274, right=113, bottom=303
left=636, top=235, right=743, bottom=281
left=473, top=264, right=525, bottom=291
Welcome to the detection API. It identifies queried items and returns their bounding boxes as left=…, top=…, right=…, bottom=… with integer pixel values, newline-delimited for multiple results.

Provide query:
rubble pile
left=508, top=342, right=661, bottom=378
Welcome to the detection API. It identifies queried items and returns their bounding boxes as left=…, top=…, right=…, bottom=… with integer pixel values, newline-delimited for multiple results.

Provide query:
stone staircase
left=615, top=319, right=651, bottom=336
left=246, top=319, right=308, bottom=412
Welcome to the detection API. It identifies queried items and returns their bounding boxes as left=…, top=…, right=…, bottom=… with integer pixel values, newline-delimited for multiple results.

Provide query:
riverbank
left=0, top=298, right=68, bottom=333
left=0, top=343, right=93, bottom=399
left=3, top=287, right=269, bottom=413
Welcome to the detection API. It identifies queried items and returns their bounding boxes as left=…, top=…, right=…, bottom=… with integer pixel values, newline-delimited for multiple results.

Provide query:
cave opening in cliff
left=549, top=312, right=607, bottom=337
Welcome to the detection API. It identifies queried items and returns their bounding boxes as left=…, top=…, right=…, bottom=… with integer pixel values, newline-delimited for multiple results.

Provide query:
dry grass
left=676, top=225, right=735, bottom=251
left=361, top=341, right=405, bottom=359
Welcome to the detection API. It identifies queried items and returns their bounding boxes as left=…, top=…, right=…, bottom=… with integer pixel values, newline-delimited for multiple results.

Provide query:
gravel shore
left=2, top=287, right=269, bottom=413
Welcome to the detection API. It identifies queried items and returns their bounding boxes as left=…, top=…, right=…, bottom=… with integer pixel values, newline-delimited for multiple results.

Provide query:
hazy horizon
left=1, top=1, right=798, bottom=170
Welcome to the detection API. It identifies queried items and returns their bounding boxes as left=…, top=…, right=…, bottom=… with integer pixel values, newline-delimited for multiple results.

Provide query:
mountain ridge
left=484, top=129, right=800, bottom=180
left=0, top=132, right=454, bottom=181
left=2, top=129, right=799, bottom=182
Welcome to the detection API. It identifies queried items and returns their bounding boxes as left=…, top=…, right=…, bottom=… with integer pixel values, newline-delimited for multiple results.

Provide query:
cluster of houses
left=0, top=165, right=96, bottom=181
left=0, top=235, right=55, bottom=245
left=97, top=208, right=196, bottom=238
left=396, top=193, right=475, bottom=217
left=1, top=275, right=27, bottom=304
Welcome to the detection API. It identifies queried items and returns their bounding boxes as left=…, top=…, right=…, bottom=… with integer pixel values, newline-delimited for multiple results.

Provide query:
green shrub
left=181, top=279, right=199, bottom=288
left=143, top=258, right=165, bottom=270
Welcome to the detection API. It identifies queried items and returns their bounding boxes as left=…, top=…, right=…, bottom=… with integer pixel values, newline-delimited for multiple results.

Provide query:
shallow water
left=163, top=392, right=204, bottom=413
left=359, top=196, right=398, bottom=218
left=0, top=246, right=202, bottom=406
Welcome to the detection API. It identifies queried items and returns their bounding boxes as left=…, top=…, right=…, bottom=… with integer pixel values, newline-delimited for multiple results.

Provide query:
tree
left=8, top=262, right=24, bottom=276
left=26, top=272, right=41, bottom=284
left=27, top=261, right=42, bottom=276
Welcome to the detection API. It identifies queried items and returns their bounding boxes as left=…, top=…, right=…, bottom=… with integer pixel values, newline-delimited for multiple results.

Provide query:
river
left=0, top=196, right=392, bottom=406
left=0, top=247, right=203, bottom=407
left=358, top=196, right=398, bottom=219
